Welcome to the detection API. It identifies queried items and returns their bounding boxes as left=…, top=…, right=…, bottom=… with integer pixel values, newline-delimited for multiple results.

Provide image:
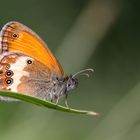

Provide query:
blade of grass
left=0, top=91, right=99, bottom=116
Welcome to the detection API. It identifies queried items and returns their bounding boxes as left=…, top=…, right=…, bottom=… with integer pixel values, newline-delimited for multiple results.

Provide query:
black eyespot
left=5, top=78, right=13, bottom=85
left=12, top=33, right=19, bottom=39
left=6, top=79, right=11, bottom=84
left=27, top=59, right=32, bottom=64
left=6, top=70, right=13, bottom=77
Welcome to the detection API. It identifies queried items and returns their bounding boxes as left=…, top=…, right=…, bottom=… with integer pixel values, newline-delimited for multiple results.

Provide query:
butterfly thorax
left=38, top=75, right=78, bottom=102
left=25, top=75, right=78, bottom=103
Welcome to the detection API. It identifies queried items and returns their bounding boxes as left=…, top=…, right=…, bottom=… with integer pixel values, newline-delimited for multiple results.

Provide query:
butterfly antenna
left=72, top=68, right=94, bottom=78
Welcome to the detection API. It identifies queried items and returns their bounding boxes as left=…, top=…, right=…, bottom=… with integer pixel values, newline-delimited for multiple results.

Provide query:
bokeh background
left=0, top=0, right=140, bottom=140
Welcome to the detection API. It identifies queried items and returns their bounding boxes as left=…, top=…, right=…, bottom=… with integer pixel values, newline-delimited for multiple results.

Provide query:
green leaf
left=0, top=91, right=99, bottom=116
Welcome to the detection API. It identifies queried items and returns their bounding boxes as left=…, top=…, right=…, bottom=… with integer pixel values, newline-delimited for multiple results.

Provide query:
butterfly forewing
left=0, top=21, right=64, bottom=76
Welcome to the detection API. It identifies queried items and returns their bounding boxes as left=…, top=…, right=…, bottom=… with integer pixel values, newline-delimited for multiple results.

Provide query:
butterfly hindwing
left=0, top=52, right=61, bottom=100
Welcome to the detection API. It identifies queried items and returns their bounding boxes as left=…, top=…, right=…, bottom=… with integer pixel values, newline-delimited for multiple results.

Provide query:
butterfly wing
left=0, top=21, right=64, bottom=76
left=0, top=52, right=58, bottom=101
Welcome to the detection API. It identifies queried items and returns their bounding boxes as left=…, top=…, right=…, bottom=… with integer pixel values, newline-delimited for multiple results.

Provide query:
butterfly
left=0, top=21, right=93, bottom=107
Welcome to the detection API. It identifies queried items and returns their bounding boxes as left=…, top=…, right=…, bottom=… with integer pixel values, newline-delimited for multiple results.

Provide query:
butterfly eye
left=6, top=70, right=13, bottom=77
left=12, top=33, right=19, bottom=39
left=27, top=59, right=32, bottom=65
left=5, top=78, right=13, bottom=85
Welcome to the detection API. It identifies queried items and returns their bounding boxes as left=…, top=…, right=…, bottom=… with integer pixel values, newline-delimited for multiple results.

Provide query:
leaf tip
left=88, top=111, right=99, bottom=116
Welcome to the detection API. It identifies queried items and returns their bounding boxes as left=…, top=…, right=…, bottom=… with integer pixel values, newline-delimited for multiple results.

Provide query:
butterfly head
left=65, top=75, right=78, bottom=92
left=65, top=68, right=94, bottom=93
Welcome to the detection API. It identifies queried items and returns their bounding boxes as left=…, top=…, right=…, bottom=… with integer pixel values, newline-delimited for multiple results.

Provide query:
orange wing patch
left=0, top=21, right=64, bottom=76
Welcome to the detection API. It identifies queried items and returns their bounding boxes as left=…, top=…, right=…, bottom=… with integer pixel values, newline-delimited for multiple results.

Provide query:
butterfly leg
left=46, top=93, right=54, bottom=102
left=55, top=97, right=59, bottom=105
left=65, top=94, right=69, bottom=108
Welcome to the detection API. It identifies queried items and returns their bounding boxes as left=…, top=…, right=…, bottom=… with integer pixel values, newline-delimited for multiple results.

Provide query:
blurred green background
left=0, top=0, right=140, bottom=140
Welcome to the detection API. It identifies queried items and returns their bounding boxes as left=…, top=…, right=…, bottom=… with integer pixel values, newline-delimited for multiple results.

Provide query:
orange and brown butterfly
left=0, top=21, right=93, bottom=107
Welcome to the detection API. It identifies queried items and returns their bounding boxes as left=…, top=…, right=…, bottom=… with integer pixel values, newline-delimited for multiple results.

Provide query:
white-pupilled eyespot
left=26, top=59, right=32, bottom=65
left=6, top=70, right=13, bottom=77
left=12, top=33, right=19, bottom=39
left=5, top=78, right=13, bottom=85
